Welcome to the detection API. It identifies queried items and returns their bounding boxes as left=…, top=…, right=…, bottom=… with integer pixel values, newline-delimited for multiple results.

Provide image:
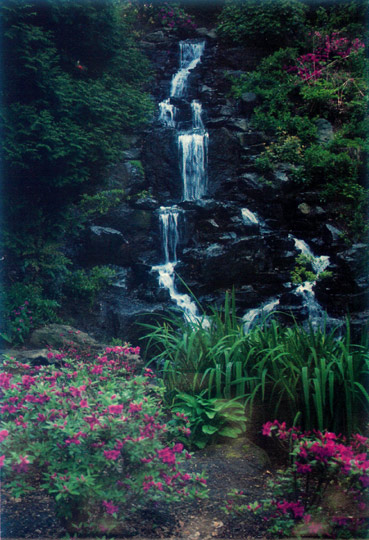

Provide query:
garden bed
left=1, top=436, right=273, bottom=538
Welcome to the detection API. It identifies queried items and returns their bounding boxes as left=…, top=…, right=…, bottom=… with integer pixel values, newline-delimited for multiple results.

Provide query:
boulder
left=315, top=118, right=333, bottom=145
left=29, top=324, right=102, bottom=351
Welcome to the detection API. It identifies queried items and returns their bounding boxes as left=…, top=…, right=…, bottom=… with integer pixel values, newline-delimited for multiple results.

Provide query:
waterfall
left=291, top=236, right=330, bottom=275
left=179, top=132, right=208, bottom=201
left=191, top=100, right=204, bottom=129
left=159, top=99, right=177, bottom=128
left=170, top=41, right=205, bottom=97
left=159, top=206, right=180, bottom=263
left=243, top=298, right=280, bottom=333
left=291, top=235, right=330, bottom=325
left=152, top=40, right=209, bottom=325
left=152, top=208, right=205, bottom=325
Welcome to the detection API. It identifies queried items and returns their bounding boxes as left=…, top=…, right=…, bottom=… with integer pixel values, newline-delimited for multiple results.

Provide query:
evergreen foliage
left=217, top=0, right=307, bottom=48
left=1, top=0, right=153, bottom=331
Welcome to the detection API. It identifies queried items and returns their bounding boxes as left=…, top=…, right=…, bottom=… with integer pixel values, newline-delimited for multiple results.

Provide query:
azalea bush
left=225, top=421, right=369, bottom=537
left=0, top=347, right=207, bottom=535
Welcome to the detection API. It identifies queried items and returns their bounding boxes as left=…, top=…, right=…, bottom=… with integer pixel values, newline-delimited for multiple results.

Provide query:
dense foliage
left=1, top=0, right=153, bottom=338
left=217, top=0, right=307, bottom=48
left=219, top=0, right=368, bottom=241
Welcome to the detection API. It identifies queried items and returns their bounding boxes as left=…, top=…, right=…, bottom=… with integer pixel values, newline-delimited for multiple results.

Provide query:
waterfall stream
left=153, top=40, right=207, bottom=323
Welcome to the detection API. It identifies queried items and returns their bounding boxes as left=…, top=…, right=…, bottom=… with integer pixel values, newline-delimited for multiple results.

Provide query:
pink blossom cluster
left=286, top=32, right=365, bottom=82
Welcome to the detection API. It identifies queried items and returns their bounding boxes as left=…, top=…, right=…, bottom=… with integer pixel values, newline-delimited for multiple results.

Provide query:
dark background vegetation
left=0, top=0, right=367, bottom=345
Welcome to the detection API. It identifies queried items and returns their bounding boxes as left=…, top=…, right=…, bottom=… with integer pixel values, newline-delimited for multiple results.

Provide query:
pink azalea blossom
left=0, top=429, right=9, bottom=442
left=102, top=500, right=119, bottom=515
left=103, top=449, right=120, bottom=460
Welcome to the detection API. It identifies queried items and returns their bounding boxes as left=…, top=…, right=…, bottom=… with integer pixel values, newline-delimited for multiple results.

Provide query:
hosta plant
left=169, top=392, right=247, bottom=449
left=0, top=347, right=207, bottom=535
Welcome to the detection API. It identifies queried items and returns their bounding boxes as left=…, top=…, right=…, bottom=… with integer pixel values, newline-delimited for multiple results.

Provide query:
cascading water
left=170, top=41, right=205, bottom=97
left=241, top=208, right=259, bottom=225
left=153, top=40, right=208, bottom=324
left=243, top=298, right=280, bottom=333
left=159, top=99, right=177, bottom=128
left=179, top=131, right=208, bottom=201
left=159, top=206, right=180, bottom=263
left=191, top=100, right=204, bottom=129
left=291, top=235, right=330, bottom=325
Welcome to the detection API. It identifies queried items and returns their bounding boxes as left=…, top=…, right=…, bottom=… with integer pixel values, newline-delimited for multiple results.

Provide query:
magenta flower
left=129, top=402, right=142, bottom=413
left=0, top=429, right=9, bottom=442
left=108, top=404, right=123, bottom=415
left=12, top=455, right=30, bottom=473
left=103, top=449, right=120, bottom=460
left=0, top=455, right=5, bottom=468
left=296, top=463, right=312, bottom=474
left=102, top=500, right=119, bottom=515
left=262, top=421, right=273, bottom=436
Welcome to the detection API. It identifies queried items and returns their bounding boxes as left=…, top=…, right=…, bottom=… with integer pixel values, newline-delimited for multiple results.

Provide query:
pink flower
left=129, top=402, right=142, bottom=414
left=262, top=421, right=274, bottom=437
left=296, top=463, right=312, bottom=474
left=102, top=500, right=119, bottom=515
left=103, top=449, right=120, bottom=460
left=0, top=455, right=5, bottom=468
left=12, top=455, right=30, bottom=473
left=0, top=429, right=9, bottom=442
left=108, top=404, right=123, bottom=415
left=79, top=399, right=89, bottom=408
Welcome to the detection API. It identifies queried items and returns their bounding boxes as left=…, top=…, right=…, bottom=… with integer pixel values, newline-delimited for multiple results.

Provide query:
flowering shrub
left=140, top=2, right=196, bottom=32
left=0, top=301, right=33, bottom=344
left=225, top=421, right=369, bottom=537
left=0, top=347, right=207, bottom=534
left=287, top=32, right=365, bottom=82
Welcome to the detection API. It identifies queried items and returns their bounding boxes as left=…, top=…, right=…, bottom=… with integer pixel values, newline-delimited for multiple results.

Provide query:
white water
left=241, top=208, right=259, bottom=225
left=159, top=99, right=177, bottom=127
left=159, top=206, right=180, bottom=263
left=179, top=132, right=208, bottom=201
left=191, top=100, right=204, bottom=129
left=153, top=40, right=209, bottom=326
left=243, top=298, right=280, bottom=333
left=291, top=236, right=330, bottom=275
left=170, top=41, right=205, bottom=97
left=290, top=235, right=331, bottom=326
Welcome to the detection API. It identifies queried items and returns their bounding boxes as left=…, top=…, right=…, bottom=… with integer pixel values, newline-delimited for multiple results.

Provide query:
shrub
left=79, top=189, right=126, bottom=219
left=217, top=0, right=307, bottom=49
left=0, top=347, right=207, bottom=535
left=0, top=283, right=60, bottom=344
left=225, top=422, right=369, bottom=538
left=64, top=266, right=116, bottom=307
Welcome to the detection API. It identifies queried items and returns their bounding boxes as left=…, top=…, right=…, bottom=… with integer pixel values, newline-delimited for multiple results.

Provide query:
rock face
left=66, top=26, right=368, bottom=342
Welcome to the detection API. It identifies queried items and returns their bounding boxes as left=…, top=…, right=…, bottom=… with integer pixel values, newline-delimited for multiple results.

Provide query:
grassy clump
left=142, top=292, right=369, bottom=437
